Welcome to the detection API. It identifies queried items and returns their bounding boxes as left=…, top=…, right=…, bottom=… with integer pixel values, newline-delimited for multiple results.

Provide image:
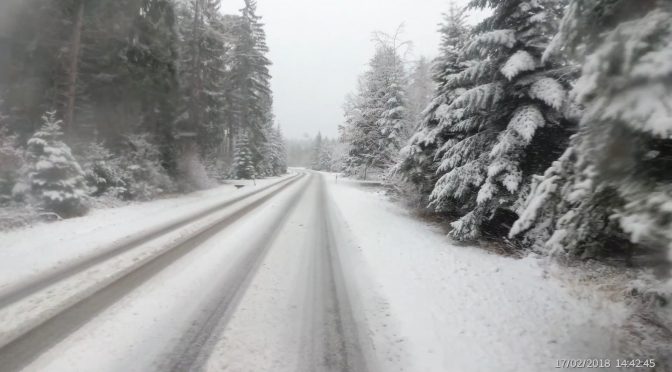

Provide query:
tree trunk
left=64, top=0, right=84, bottom=135
left=189, top=0, right=203, bottom=132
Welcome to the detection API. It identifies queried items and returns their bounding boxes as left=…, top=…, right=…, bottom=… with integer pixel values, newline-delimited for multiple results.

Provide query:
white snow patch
left=327, top=181, right=627, bottom=372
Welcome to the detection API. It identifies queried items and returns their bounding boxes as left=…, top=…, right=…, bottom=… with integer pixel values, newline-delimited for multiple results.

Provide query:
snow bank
left=326, top=179, right=627, bottom=372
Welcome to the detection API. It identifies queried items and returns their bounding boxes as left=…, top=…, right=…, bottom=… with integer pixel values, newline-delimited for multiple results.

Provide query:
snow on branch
left=449, top=83, right=504, bottom=113
left=464, top=29, right=516, bottom=56
left=500, top=50, right=537, bottom=80
left=528, top=77, right=566, bottom=111
left=446, top=60, right=493, bottom=88
left=490, top=105, right=545, bottom=159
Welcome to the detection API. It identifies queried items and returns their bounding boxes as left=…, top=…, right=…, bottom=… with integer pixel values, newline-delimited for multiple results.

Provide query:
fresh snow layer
left=325, top=178, right=628, bottom=372
left=0, top=173, right=294, bottom=291
left=0, top=172, right=631, bottom=372
left=202, top=173, right=320, bottom=372
left=0, top=175, right=300, bottom=349
left=18, top=176, right=310, bottom=372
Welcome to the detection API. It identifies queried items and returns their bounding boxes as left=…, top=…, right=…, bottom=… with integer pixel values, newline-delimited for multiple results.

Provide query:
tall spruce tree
left=396, top=2, right=469, bottom=199
left=0, top=0, right=286, bottom=218
left=266, top=124, right=287, bottom=176
left=232, top=130, right=255, bottom=180
left=175, top=0, right=229, bottom=156
left=0, top=109, right=22, bottom=203
left=427, top=0, right=574, bottom=241
left=318, top=140, right=335, bottom=172
left=311, top=132, right=323, bottom=170
left=231, top=0, right=273, bottom=175
left=342, top=40, right=408, bottom=179
left=78, top=0, right=181, bottom=171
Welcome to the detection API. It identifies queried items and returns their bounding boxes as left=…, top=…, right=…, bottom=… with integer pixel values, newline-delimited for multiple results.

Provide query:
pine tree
left=256, top=120, right=287, bottom=176
left=311, top=132, right=323, bottom=170
left=0, top=110, right=23, bottom=203
left=341, top=90, right=375, bottom=177
left=232, top=131, right=256, bottom=180
left=396, top=2, right=469, bottom=199
left=26, top=112, right=89, bottom=217
left=175, top=0, right=229, bottom=155
left=77, top=0, right=181, bottom=172
left=427, top=0, right=574, bottom=241
left=231, top=0, right=273, bottom=170
left=512, top=0, right=672, bottom=264
left=267, top=125, right=288, bottom=176
left=318, top=140, right=335, bottom=172
left=342, top=39, right=408, bottom=179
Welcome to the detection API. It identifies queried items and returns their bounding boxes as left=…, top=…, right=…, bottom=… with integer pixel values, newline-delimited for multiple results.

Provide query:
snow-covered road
left=0, top=171, right=625, bottom=372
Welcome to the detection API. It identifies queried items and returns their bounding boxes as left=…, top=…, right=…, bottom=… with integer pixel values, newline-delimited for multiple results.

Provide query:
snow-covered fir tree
left=426, top=0, right=574, bottom=241
left=374, top=48, right=408, bottom=154
left=80, top=142, right=126, bottom=198
left=25, top=112, right=89, bottom=217
left=120, top=135, right=175, bottom=200
left=175, top=0, right=229, bottom=155
left=257, top=121, right=287, bottom=176
left=396, top=2, right=470, bottom=199
left=318, top=141, right=335, bottom=172
left=272, top=126, right=288, bottom=176
left=0, top=0, right=286, bottom=219
left=231, top=0, right=274, bottom=176
left=512, top=0, right=672, bottom=266
left=173, top=0, right=281, bottom=179
left=342, top=37, right=409, bottom=179
left=232, top=131, right=256, bottom=180
left=309, top=133, right=337, bottom=172
left=310, top=132, right=323, bottom=170
left=0, top=110, right=23, bottom=204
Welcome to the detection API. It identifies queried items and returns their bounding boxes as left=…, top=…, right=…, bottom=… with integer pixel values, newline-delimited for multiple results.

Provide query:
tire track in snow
left=162, top=173, right=312, bottom=372
left=0, top=173, right=300, bottom=310
left=0, top=173, right=307, bottom=372
left=298, top=173, right=369, bottom=372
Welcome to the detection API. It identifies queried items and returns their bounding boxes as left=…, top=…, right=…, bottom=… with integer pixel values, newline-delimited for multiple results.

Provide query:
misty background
left=219, top=0, right=489, bottom=139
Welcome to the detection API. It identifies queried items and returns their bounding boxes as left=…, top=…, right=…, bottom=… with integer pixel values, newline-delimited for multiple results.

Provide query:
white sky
left=220, top=0, right=489, bottom=139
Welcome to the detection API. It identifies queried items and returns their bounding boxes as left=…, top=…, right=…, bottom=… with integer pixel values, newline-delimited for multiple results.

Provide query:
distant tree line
left=0, top=0, right=287, bottom=221
left=286, top=133, right=346, bottom=172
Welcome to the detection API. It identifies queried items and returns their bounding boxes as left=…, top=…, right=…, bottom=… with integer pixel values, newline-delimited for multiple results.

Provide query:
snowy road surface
left=0, top=171, right=624, bottom=372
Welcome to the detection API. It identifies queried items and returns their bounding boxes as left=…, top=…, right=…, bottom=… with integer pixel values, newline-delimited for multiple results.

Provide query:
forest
left=0, top=0, right=287, bottom=226
left=0, top=0, right=671, bottom=369
left=334, top=0, right=672, bottom=274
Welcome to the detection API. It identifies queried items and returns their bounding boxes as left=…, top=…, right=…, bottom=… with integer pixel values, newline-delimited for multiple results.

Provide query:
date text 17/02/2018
left=555, top=359, right=656, bottom=369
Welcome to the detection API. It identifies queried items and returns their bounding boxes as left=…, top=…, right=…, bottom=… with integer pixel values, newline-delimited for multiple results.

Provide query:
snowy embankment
left=325, top=177, right=629, bottom=372
left=0, top=173, right=294, bottom=292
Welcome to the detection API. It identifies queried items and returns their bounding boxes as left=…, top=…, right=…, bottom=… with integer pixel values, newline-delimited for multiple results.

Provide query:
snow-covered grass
left=326, top=178, right=630, bottom=372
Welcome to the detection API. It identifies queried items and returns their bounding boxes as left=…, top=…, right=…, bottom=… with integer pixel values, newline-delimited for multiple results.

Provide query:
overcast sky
left=220, top=1, right=489, bottom=140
